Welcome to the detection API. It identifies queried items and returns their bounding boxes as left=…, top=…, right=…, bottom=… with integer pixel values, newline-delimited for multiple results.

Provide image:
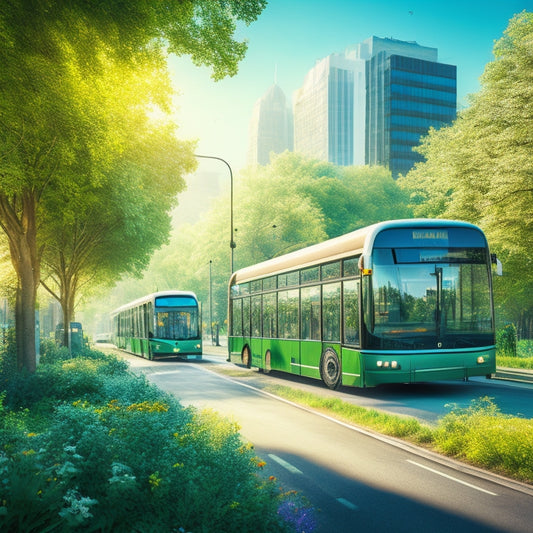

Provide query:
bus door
left=250, top=296, right=262, bottom=367
left=300, top=286, right=321, bottom=380
left=241, top=297, right=252, bottom=367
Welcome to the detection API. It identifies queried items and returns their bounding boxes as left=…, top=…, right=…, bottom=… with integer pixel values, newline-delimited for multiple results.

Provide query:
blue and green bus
left=228, top=219, right=496, bottom=388
left=112, top=291, right=202, bottom=360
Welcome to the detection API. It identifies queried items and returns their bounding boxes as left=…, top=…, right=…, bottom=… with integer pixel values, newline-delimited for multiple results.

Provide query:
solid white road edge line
left=406, top=460, right=497, bottom=496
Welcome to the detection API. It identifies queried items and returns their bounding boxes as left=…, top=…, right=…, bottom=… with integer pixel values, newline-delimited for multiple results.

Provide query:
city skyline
left=170, top=1, right=526, bottom=176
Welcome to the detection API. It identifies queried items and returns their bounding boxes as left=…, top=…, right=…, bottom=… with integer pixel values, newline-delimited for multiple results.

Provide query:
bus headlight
left=477, top=356, right=485, bottom=364
left=196, top=344, right=201, bottom=349
left=376, top=360, right=400, bottom=369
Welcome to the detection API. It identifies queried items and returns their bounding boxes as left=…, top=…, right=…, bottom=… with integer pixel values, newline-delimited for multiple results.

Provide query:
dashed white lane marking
left=268, top=453, right=303, bottom=474
left=407, top=460, right=497, bottom=496
left=337, top=497, right=359, bottom=511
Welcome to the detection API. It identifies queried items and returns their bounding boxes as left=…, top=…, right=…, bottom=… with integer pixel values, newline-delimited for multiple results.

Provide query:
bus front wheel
left=320, top=348, right=341, bottom=390
left=242, top=345, right=251, bottom=368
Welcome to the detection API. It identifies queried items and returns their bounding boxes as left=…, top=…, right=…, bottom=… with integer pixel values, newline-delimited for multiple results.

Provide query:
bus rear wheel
left=242, top=345, right=251, bottom=368
left=264, top=350, right=272, bottom=374
left=320, top=348, right=341, bottom=390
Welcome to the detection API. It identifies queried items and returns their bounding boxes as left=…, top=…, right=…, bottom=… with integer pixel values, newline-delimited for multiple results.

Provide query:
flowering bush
left=0, top=347, right=297, bottom=532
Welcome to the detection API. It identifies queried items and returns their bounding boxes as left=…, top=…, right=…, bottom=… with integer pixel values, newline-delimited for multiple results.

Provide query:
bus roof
left=230, top=219, right=483, bottom=285
left=111, top=290, right=198, bottom=315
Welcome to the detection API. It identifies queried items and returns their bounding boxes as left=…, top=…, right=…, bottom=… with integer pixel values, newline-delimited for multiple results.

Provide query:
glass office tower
left=366, top=50, right=457, bottom=177
left=293, top=54, right=366, bottom=167
left=291, top=36, right=456, bottom=177
left=248, top=83, right=293, bottom=166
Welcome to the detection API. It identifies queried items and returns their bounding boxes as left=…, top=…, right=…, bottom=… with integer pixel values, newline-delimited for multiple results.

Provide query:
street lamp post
left=209, top=259, right=213, bottom=344
left=194, top=154, right=235, bottom=273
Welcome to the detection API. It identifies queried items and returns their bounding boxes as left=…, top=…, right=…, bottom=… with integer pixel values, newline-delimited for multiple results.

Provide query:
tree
left=399, top=12, right=533, bottom=334
left=40, top=125, right=196, bottom=347
left=0, top=0, right=267, bottom=370
left=110, top=152, right=412, bottom=330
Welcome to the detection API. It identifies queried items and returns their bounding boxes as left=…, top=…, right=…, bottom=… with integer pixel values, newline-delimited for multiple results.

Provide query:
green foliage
left=0, top=349, right=293, bottom=532
left=398, top=12, right=533, bottom=334
left=434, top=397, right=533, bottom=482
left=111, top=152, right=413, bottom=328
left=497, top=324, right=518, bottom=357
left=0, top=0, right=267, bottom=370
left=497, top=340, right=533, bottom=369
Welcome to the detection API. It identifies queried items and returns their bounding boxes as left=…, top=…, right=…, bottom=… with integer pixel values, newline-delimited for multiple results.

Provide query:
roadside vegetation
left=496, top=324, right=533, bottom=369
left=0, top=342, right=315, bottom=533
left=263, top=385, right=533, bottom=485
left=497, top=341, right=533, bottom=369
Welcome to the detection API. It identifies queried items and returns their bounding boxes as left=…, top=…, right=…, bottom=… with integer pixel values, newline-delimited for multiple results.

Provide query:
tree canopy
left=399, top=11, right=533, bottom=334
left=107, top=152, right=412, bottom=329
left=0, top=0, right=267, bottom=369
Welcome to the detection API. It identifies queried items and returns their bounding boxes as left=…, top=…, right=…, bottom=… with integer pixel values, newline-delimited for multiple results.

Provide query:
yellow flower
left=148, top=472, right=162, bottom=490
left=27, top=432, right=38, bottom=438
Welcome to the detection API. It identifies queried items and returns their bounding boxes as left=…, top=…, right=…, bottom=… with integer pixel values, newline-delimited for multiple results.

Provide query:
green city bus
left=112, top=291, right=202, bottom=360
left=228, top=219, right=496, bottom=388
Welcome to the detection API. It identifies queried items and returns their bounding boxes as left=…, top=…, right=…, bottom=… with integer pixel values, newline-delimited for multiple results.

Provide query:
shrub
left=0, top=350, right=295, bottom=532
left=496, top=324, right=517, bottom=357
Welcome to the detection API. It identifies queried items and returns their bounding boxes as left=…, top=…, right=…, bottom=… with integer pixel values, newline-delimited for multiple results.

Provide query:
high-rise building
left=293, top=54, right=366, bottom=166
left=359, top=37, right=456, bottom=177
left=292, top=36, right=456, bottom=177
left=247, top=83, right=293, bottom=166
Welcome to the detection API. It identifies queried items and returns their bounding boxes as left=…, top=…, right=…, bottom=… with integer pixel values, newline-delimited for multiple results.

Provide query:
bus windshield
left=155, top=296, right=200, bottom=341
left=366, top=247, right=493, bottom=350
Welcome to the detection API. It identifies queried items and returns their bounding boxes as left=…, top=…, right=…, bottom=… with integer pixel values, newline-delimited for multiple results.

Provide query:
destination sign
left=412, top=230, right=449, bottom=240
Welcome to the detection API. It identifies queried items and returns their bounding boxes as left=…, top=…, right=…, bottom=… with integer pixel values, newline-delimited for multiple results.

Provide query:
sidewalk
left=203, top=337, right=228, bottom=357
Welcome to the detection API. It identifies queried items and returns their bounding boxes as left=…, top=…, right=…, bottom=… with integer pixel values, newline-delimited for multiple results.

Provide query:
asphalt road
left=115, top=347, right=533, bottom=533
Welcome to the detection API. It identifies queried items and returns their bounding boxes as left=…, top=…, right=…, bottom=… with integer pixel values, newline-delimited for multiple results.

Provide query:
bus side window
left=252, top=295, right=262, bottom=337
left=232, top=299, right=243, bottom=337
left=323, top=282, right=341, bottom=342
left=242, top=297, right=251, bottom=337
left=262, top=292, right=277, bottom=338
left=343, top=280, right=360, bottom=345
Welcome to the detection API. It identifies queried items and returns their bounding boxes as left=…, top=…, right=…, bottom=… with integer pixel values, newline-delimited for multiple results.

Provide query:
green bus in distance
left=112, top=291, right=202, bottom=360
left=228, top=219, right=496, bottom=388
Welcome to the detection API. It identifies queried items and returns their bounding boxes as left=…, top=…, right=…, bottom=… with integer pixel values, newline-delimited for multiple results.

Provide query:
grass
left=497, top=340, right=533, bottom=369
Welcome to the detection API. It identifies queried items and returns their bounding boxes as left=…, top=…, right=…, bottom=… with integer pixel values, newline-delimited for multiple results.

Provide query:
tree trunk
left=60, top=289, right=76, bottom=350
left=0, top=191, right=40, bottom=372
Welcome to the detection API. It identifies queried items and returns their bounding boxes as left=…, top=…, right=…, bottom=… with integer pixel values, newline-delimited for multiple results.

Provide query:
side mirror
left=490, top=254, right=503, bottom=276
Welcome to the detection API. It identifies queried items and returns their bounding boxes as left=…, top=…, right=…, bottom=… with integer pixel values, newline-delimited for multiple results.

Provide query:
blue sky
left=169, top=1, right=529, bottom=174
